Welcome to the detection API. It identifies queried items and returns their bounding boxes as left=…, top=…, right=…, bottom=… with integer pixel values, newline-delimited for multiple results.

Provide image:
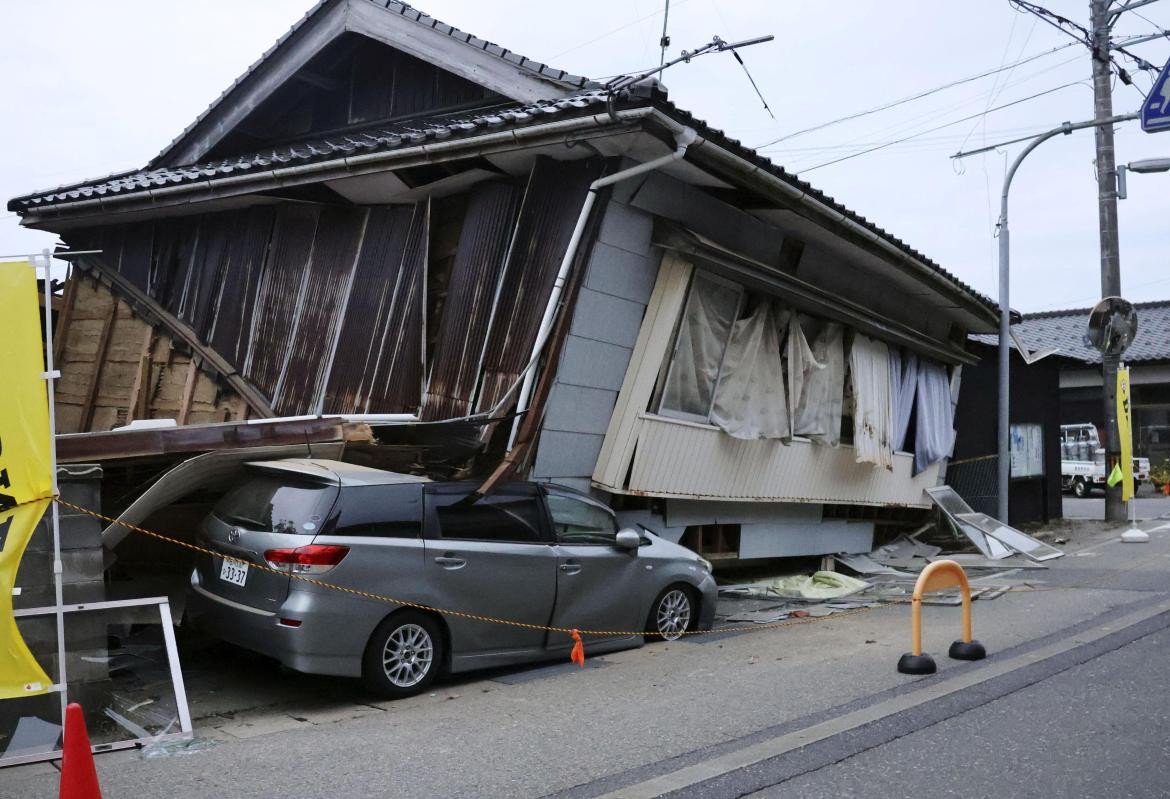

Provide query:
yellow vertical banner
left=0, top=500, right=52, bottom=697
left=1117, top=365, right=1134, bottom=502
left=0, top=259, right=55, bottom=698
left=0, top=260, right=53, bottom=506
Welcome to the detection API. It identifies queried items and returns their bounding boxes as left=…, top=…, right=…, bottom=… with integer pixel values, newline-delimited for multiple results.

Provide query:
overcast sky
left=2, top=0, right=1167, bottom=313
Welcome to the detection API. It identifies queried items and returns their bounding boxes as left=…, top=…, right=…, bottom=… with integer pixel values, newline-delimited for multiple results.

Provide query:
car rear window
left=330, top=484, right=422, bottom=538
left=213, top=475, right=339, bottom=535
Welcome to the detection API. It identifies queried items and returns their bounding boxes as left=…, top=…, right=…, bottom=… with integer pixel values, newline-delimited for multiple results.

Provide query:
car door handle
left=559, top=562, right=582, bottom=575
left=434, top=556, right=466, bottom=569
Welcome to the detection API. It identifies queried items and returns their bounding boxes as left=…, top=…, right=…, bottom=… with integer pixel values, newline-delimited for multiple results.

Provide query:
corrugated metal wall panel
left=273, top=206, right=368, bottom=415
left=179, top=213, right=234, bottom=340
left=363, top=201, right=429, bottom=413
left=244, top=204, right=322, bottom=400
left=320, top=205, right=417, bottom=414
left=117, top=223, right=154, bottom=292
left=421, top=181, right=522, bottom=420
left=475, top=156, right=599, bottom=413
left=208, top=206, right=277, bottom=368
left=625, top=415, right=939, bottom=506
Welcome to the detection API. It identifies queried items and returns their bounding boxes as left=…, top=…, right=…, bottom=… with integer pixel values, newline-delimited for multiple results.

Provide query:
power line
left=753, top=41, right=1080, bottom=149
left=549, top=0, right=693, bottom=60
left=958, top=15, right=1039, bottom=155
left=761, top=50, right=1084, bottom=157
left=795, top=82, right=1084, bottom=174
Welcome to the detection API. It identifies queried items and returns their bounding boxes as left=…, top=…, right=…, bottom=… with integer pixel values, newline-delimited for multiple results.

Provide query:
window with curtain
left=657, top=272, right=743, bottom=422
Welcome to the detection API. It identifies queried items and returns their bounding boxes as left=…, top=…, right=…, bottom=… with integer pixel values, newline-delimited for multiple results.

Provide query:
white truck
left=1060, top=423, right=1150, bottom=498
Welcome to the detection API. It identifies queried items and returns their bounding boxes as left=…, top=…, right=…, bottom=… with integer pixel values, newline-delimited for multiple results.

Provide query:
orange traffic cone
left=60, top=703, right=102, bottom=799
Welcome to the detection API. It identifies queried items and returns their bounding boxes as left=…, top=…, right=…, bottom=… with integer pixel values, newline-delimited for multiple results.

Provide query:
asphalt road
left=5, top=517, right=1170, bottom=798
left=749, top=625, right=1170, bottom=798
left=1062, top=491, right=1169, bottom=520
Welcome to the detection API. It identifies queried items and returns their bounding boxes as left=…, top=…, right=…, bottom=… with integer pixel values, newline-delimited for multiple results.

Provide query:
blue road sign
left=1142, top=59, right=1170, bottom=133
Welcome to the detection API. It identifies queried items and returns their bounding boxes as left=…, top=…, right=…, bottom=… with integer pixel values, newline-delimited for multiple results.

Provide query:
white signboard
left=1010, top=423, right=1044, bottom=478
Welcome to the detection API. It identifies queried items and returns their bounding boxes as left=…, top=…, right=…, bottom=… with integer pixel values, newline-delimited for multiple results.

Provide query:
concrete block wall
left=530, top=188, right=659, bottom=496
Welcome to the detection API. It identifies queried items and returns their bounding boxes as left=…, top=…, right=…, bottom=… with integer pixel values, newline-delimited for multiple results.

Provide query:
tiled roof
left=8, top=93, right=613, bottom=209
left=146, top=0, right=589, bottom=169
left=971, top=300, right=1170, bottom=363
left=9, top=108, right=997, bottom=321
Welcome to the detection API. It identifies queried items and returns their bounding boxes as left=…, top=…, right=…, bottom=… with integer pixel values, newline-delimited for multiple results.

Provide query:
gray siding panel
left=532, top=196, right=658, bottom=482
left=569, top=287, right=647, bottom=348
left=583, top=242, right=657, bottom=305
left=543, top=383, right=618, bottom=434
left=598, top=202, right=653, bottom=254
left=555, top=335, right=633, bottom=392
left=532, top=431, right=606, bottom=478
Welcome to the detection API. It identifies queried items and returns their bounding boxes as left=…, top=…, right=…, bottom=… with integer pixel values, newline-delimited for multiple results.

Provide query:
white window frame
left=655, top=270, right=744, bottom=424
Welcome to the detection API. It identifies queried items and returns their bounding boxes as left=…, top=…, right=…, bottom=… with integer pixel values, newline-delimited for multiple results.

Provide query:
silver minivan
left=186, top=459, right=717, bottom=697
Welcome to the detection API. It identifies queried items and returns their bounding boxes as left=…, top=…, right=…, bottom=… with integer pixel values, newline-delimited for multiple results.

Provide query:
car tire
left=362, top=611, right=444, bottom=699
left=1073, top=478, right=1089, bottom=498
left=646, top=585, right=695, bottom=643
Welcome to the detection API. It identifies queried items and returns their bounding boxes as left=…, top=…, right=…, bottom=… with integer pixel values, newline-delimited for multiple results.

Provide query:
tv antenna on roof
left=605, top=33, right=774, bottom=113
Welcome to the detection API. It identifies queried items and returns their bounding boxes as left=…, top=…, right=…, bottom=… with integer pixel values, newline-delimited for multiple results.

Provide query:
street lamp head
left=1125, top=158, right=1170, bottom=174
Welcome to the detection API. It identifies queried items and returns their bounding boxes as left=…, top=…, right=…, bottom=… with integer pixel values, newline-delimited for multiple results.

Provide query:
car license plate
left=220, top=559, right=248, bottom=587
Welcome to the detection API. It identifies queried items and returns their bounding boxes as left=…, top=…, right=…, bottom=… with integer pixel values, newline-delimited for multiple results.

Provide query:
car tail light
left=264, top=545, right=349, bottom=574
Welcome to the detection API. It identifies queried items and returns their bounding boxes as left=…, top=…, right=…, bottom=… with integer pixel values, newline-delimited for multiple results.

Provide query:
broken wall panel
left=207, top=206, right=276, bottom=368
left=321, top=205, right=418, bottom=414
left=421, top=181, right=523, bottom=420
left=364, top=201, right=429, bottom=414
left=53, top=275, right=250, bottom=433
left=273, top=206, right=368, bottom=414
left=177, top=213, right=233, bottom=340
left=243, top=204, right=322, bottom=400
left=475, top=156, right=600, bottom=413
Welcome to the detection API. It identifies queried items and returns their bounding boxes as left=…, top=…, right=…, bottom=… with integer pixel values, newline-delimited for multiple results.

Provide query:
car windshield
left=213, top=474, right=339, bottom=534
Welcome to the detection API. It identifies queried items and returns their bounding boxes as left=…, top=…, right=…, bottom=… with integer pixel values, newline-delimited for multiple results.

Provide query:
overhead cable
left=754, top=41, right=1080, bottom=149
left=795, top=82, right=1085, bottom=174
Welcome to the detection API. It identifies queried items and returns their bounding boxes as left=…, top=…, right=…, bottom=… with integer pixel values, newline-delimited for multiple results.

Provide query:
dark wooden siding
left=66, top=158, right=600, bottom=424
left=475, top=157, right=600, bottom=413
left=420, top=181, right=523, bottom=420
left=205, top=34, right=500, bottom=161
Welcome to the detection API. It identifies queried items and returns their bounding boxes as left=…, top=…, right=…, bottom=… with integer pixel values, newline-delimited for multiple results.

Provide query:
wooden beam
left=52, top=274, right=80, bottom=365
left=177, top=358, right=199, bottom=425
left=74, top=260, right=276, bottom=417
left=78, top=300, right=118, bottom=431
left=125, top=326, right=155, bottom=424
left=293, top=69, right=342, bottom=91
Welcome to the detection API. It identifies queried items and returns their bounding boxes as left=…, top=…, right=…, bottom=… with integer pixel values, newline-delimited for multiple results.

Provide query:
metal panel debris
left=422, top=180, right=522, bottom=420
left=475, top=156, right=599, bottom=413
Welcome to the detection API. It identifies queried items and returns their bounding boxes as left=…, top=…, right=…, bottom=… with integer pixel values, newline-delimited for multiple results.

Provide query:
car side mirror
left=615, top=529, right=641, bottom=551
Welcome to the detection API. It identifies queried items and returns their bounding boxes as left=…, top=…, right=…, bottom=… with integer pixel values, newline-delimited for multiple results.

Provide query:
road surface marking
left=598, top=595, right=1170, bottom=799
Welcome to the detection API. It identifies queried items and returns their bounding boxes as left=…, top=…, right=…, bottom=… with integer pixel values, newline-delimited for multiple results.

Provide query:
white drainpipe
left=507, top=126, right=698, bottom=449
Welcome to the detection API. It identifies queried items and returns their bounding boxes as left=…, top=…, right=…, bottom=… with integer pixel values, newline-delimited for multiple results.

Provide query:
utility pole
left=1090, top=0, right=1126, bottom=522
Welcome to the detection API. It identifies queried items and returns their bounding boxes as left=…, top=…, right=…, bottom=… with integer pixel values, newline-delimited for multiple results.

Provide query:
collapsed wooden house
left=9, top=0, right=1000, bottom=562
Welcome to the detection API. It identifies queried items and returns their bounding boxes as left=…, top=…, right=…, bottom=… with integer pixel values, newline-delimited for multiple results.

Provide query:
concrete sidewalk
left=5, top=513, right=1170, bottom=798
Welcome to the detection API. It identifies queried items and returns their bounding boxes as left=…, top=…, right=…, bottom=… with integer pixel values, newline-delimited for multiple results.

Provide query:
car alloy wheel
left=382, top=623, right=434, bottom=688
left=363, top=611, right=444, bottom=698
left=654, top=588, right=692, bottom=641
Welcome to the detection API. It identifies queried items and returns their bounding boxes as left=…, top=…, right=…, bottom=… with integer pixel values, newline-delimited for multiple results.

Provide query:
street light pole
left=956, top=111, right=1139, bottom=524
left=1090, top=0, right=1128, bottom=523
